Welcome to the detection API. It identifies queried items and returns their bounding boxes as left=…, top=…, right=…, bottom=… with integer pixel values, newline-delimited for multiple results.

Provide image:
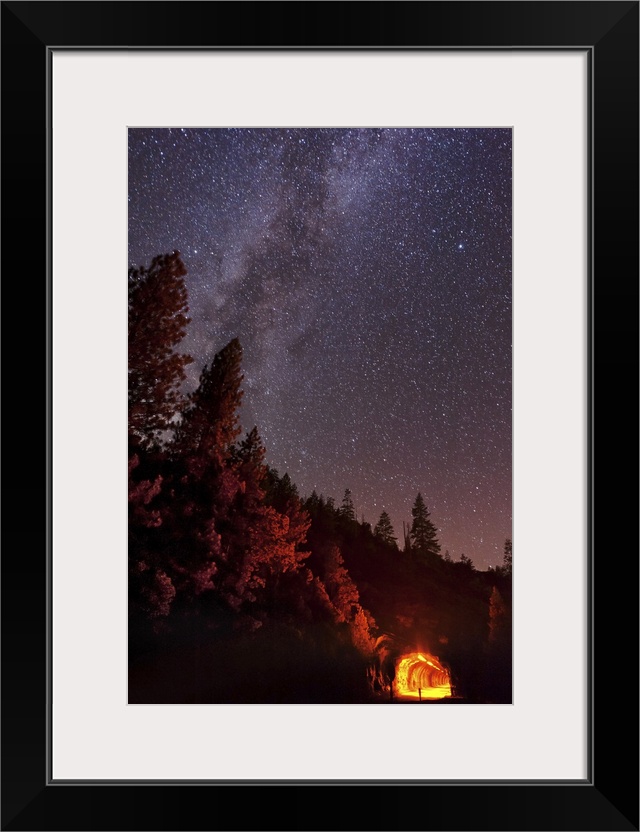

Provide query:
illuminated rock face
left=394, top=652, right=452, bottom=700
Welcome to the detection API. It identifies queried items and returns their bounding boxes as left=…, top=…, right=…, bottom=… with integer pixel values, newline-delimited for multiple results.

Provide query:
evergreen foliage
left=409, top=492, right=441, bottom=558
left=128, top=251, right=193, bottom=449
left=373, top=511, right=397, bottom=547
left=128, top=254, right=511, bottom=703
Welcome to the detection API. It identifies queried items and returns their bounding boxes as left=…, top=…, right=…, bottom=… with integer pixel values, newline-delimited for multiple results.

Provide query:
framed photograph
left=3, top=2, right=637, bottom=830
left=126, top=120, right=514, bottom=712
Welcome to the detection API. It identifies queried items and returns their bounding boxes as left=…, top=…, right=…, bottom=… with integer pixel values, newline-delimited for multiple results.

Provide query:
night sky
left=128, top=128, right=511, bottom=570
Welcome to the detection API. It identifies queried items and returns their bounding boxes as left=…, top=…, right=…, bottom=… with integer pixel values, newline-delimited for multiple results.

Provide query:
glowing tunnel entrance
left=394, top=652, right=452, bottom=700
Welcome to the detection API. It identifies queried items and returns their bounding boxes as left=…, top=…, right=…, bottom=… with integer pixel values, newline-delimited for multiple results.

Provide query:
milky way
left=129, top=128, right=511, bottom=569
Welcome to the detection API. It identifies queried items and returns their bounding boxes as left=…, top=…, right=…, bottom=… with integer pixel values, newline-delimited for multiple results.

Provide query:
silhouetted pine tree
left=409, top=493, right=441, bottom=558
left=339, top=488, right=356, bottom=522
left=501, top=537, right=512, bottom=576
left=373, top=511, right=397, bottom=547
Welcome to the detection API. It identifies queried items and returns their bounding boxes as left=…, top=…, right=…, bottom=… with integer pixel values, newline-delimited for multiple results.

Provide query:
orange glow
left=394, top=652, right=452, bottom=700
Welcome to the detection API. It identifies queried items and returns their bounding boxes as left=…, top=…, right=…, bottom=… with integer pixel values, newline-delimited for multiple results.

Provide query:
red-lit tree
left=220, top=429, right=312, bottom=625
left=128, top=251, right=192, bottom=625
left=155, top=339, right=246, bottom=607
left=128, top=453, right=176, bottom=623
left=174, top=337, right=244, bottom=470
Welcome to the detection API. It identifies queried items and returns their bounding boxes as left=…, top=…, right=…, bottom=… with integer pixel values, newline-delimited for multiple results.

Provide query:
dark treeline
left=128, top=252, right=512, bottom=703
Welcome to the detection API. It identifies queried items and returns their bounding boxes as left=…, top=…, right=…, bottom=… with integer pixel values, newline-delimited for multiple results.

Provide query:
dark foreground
left=129, top=628, right=376, bottom=704
left=129, top=626, right=508, bottom=704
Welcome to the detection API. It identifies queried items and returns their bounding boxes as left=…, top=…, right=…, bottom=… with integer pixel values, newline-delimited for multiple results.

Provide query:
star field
left=129, top=128, right=511, bottom=569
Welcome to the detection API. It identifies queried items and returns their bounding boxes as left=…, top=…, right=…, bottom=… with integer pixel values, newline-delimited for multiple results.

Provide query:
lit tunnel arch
left=394, top=652, right=452, bottom=700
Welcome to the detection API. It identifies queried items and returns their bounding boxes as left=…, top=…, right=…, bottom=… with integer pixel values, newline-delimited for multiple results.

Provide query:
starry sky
left=129, top=128, right=511, bottom=570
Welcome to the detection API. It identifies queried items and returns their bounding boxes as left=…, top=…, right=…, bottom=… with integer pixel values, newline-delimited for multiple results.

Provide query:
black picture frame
left=2, top=2, right=638, bottom=830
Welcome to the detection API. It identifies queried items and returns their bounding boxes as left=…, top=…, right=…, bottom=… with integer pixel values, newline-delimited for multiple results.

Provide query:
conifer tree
left=502, top=538, right=512, bottom=576
left=174, top=337, right=244, bottom=469
left=128, top=251, right=193, bottom=449
left=232, top=426, right=267, bottom=504
left=373, top=511, right=397, bottom=547
left=154, top=339, right=245, bottom=605
left=488, top=585, right=509, bottom=644
left=409, top=493, right=441, bottom=558
left=128, top=251, right=192, bottom=621
left=339, top=488, right=356, bottom=522
left=264, top=469, right=301, bottom=514
left=128, top=453, right=176, bottom=622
